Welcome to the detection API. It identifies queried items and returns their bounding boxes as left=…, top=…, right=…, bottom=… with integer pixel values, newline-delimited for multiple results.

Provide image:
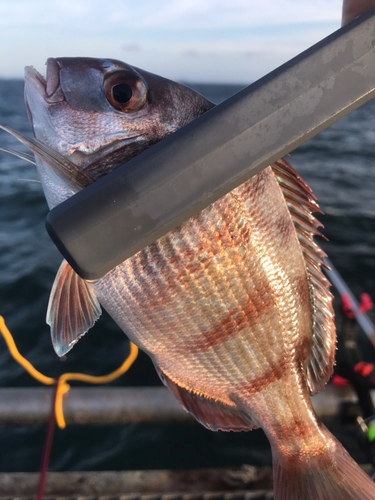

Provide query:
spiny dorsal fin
left=155, top=365, right=257, bottom=432
left=47, top=259, right=102, bottom=357
left=272, top=159, right=336, bottom=396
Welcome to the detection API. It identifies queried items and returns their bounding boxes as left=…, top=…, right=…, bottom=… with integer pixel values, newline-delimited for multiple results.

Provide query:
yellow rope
left=0, top=316, right=55, bottom=386
left=0, top=315, right=138, bottom=429
left=54, top=341, right=139, bottom=428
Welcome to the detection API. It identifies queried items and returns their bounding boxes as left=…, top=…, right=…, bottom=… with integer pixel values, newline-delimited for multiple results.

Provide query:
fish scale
left=92, top=167, right=311, bottom=409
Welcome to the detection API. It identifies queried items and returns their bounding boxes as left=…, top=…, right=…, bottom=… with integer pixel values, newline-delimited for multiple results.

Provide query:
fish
left=2, top=55, right=375, bottom=500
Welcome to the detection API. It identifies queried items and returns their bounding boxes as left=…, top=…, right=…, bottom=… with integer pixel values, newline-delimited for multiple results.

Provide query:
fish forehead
left=54, top=57, right=130, bottom=70
left=56, top=58, right=143, bottom=113
left=92, top=167, right=312, bottom=404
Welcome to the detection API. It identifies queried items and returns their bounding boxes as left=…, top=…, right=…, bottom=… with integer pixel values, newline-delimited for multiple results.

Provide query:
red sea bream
left=11, top=56, right=375, bottom=499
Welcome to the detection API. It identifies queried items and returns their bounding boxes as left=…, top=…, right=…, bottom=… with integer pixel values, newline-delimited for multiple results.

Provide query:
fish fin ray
left=155, top=366, right=257, bottom=432
left=0, top=147, right=36, bottom=165
left=272, top=424, right=375, bottom=500
left=0, top=124, right=92, bottom=189
left=47, top=259, right=102, bottom=356
left=272, top=159, right=336, bottom=395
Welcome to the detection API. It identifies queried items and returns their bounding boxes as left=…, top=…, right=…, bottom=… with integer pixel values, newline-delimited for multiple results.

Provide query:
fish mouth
left=25, top=58, right=65, bottom=103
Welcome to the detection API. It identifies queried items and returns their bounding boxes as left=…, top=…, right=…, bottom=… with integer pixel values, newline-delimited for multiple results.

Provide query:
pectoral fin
left=47, top=259, right=102, bottom=356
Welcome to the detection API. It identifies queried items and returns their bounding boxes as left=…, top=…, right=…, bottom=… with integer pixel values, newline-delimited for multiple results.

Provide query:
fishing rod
left=324, top=258, right=375, bottom=468
left=324, top=258, right=375, bottom=348
left=44, top=9, right=375, bottom=281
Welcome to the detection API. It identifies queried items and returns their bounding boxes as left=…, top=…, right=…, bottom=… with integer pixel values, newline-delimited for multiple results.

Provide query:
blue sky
left=0, top=0, right=343, bottom=83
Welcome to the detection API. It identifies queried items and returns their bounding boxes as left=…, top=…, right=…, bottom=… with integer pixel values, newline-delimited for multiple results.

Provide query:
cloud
left=182, top=49, right=200, bottom=57
left=122, top=44, right=142, bottom=53
left=128, top=0, right=342, bottom=29
left=0, top=0, right=343, bottom=80
left=0, top=0, right=342, bottom=29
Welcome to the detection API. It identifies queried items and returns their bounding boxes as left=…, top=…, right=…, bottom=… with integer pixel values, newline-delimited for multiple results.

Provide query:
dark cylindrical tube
left=46, top=10, right=375, bottom=280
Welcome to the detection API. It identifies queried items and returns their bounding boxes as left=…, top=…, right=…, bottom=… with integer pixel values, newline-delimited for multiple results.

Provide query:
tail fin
left=272, top=424, right=375, bottom=500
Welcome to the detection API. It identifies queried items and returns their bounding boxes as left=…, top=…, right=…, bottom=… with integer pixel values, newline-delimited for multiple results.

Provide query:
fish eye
left=103, top=71, right=147, bottom=113
left=112, top=84, right=133, bottom=104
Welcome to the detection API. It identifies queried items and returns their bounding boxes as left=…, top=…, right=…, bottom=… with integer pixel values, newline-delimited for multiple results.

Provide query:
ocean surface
left=0, top=79, right=375, bottom=473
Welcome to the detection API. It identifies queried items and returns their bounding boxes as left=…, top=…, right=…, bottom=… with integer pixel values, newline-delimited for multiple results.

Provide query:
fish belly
left=92, top=166, right=312, bottom=411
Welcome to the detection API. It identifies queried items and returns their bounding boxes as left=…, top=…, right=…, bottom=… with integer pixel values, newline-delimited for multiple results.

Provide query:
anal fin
left=47, top=259, right=102, bottom=356
left=155, top=365, right=257, bottom=432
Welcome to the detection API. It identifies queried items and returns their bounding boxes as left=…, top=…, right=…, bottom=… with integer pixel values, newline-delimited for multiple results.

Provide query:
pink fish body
left=93, top=164, right=321, bottom=411
left=20, top=57, right=375, bottom=500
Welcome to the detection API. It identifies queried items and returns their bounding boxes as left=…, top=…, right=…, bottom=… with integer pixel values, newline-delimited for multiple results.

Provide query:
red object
left=331, top=374, right=352, bottom=387
left=342, top=294, right=355, bottom=318
left=354, top=362, right=374, bottom=378
left=360, top=293, right=374, bottom=313
left=341, top=293, right=373, bottom=318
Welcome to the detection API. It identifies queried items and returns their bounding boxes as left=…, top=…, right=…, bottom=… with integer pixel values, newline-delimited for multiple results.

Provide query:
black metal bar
left=0, top=387, right=193, bottom=425
left=0, top=469, right=274, bottom=496
left=0, top=386, right=364, bottom=425
left=46, top=10, right=375, bottom=280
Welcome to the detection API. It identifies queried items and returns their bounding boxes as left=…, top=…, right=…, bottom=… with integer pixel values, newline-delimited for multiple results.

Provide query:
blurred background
left=1, top=0, right=375, bottom=477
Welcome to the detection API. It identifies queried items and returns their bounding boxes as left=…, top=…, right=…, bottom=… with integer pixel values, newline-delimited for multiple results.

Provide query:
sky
left=0, top=0, right=343, bottom=84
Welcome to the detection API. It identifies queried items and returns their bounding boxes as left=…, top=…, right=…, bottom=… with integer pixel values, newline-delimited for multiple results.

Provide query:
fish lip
left=25, top=59, right=65, bottom=103
left=24, top=66, right=46, bottom=96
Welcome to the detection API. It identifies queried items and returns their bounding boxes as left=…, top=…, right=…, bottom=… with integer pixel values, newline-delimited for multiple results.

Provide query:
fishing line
left=37, top=374, right=60, bottom=500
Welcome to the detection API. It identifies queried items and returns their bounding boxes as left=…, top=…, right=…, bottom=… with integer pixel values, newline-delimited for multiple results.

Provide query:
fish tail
left=272, top=423, right=375, bottom=500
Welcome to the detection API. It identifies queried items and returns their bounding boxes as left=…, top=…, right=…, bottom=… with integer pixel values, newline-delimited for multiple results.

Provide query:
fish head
left=24, top=57, right=214, bottom=207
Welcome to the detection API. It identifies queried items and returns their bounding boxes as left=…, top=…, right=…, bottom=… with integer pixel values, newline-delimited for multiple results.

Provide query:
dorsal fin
left=155, top=365, right=257, bottom=432
left=272, top=159, right=336, bottom=396
left=47, top=259, right=102, bottom=357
